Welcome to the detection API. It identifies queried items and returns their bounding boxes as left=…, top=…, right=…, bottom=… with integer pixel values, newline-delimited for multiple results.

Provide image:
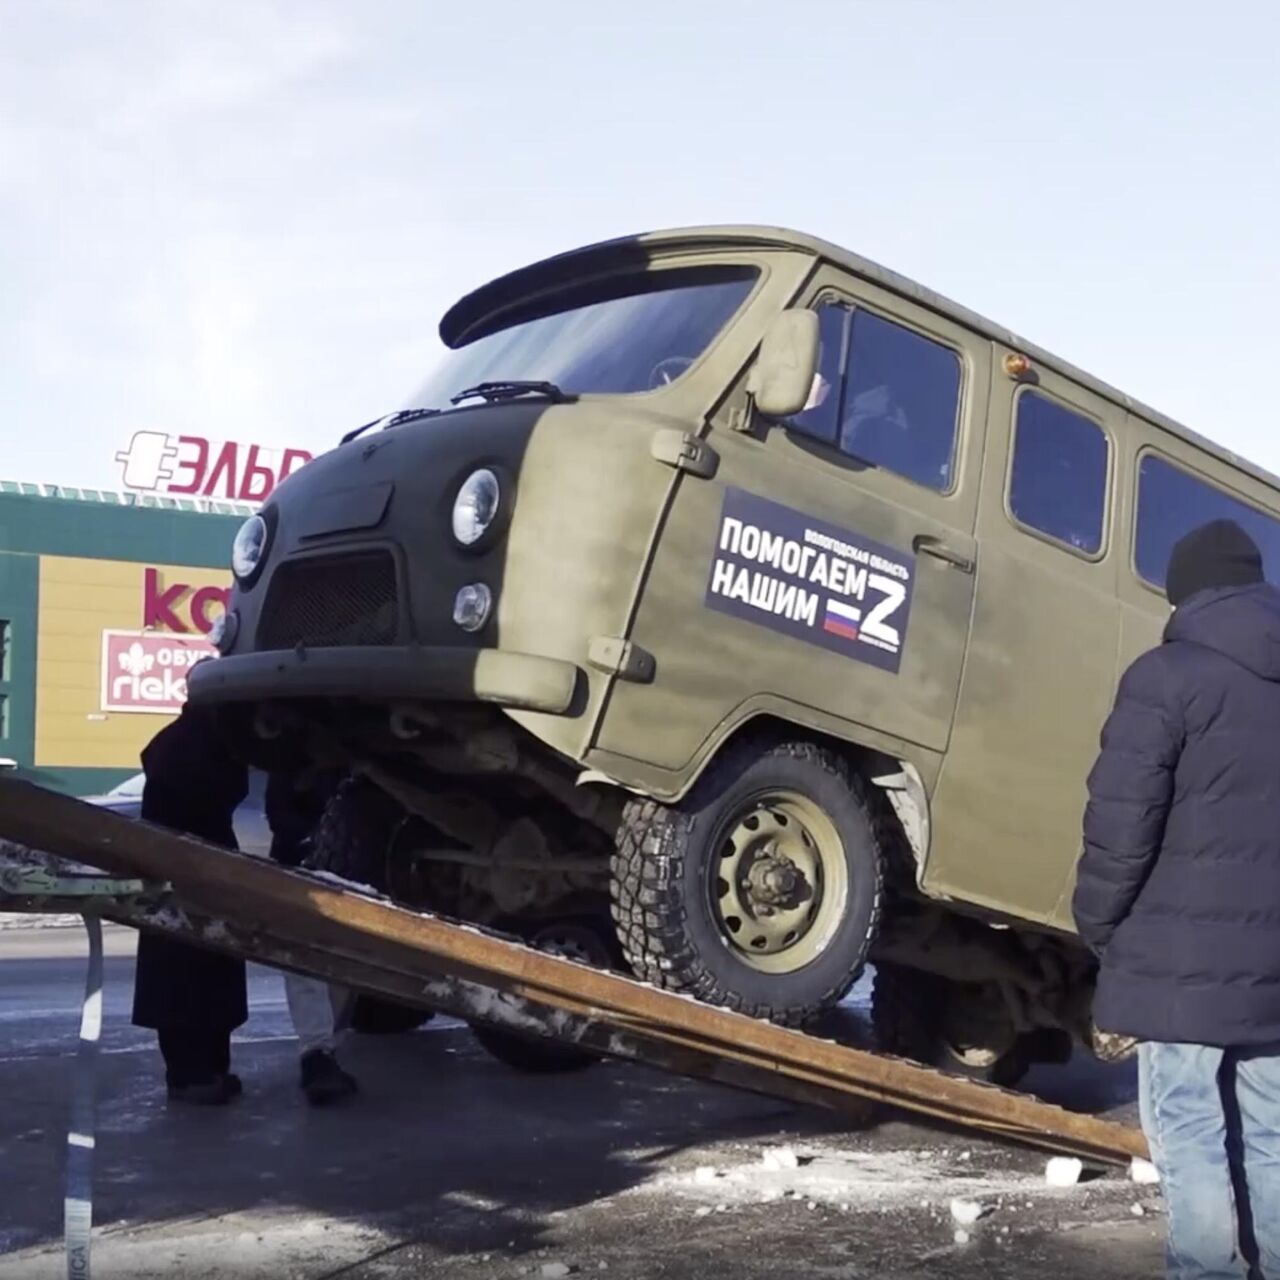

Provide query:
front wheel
left=305, top=776, right=403, bottom=888
left=611, top=740, right=885, bottom=1027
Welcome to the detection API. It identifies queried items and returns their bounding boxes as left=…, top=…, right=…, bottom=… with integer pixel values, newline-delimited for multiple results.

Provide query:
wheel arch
left=672, top=712, right=932, bottom=889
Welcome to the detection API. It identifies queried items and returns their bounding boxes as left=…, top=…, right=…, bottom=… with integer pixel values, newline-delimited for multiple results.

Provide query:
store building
left=0, top=481, right=247, bottom=796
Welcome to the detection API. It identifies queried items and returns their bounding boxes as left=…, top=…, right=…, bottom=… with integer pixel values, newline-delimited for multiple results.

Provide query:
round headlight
left=453, top=583, right=493, bottom=632
left=232, top=515, right=268, bottom=581
left=452, top=469, right=501, bottom=547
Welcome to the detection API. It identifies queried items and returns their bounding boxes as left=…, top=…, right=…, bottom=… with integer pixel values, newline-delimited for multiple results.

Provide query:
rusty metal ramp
left=0, top=779, right=1146, bottom=1166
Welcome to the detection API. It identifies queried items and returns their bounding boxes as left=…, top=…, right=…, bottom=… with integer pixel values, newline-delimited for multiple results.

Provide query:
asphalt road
left=0, top=926, right=1163, bottom=1279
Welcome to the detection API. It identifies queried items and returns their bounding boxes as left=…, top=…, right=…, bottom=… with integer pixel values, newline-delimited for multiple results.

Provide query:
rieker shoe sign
left=101, top=631, right=216, bottom=714
left=98, top=568, right=230, bottom=714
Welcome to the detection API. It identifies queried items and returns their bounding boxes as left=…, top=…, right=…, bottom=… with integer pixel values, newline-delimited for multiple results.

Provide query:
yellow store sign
left=35, top=556, right=231, bottom=770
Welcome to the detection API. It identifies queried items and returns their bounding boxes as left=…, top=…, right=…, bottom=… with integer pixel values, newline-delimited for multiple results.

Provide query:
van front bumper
left=187, top=645, right=581, bottom=716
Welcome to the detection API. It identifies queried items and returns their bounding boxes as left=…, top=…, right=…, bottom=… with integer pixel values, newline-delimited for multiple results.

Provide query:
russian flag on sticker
left=822, top=598, right=862, bottom=640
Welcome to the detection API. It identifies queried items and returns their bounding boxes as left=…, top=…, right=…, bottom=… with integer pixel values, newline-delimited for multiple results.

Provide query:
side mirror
left=746, top=309, right=819, bottom=419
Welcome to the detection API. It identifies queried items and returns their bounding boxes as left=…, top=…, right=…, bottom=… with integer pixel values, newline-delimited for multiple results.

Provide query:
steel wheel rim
left=943, top=1041, right=1007, bottom=1070
left=530, top=923, right=611, bottom=969
left=709, top=790, right=849, bottom=975
left=941, top=985, right=1017, bottom=1068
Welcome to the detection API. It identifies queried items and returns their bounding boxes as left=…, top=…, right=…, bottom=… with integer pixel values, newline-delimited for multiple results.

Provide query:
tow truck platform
left=0, top=778, right=1147, bottom=1171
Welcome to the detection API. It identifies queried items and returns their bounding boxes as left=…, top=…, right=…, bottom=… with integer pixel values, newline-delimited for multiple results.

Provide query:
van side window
left=841, top=310, right=961, bottom=491
left=1008, top=392, right=1108, bottom=554
left=786, top=304, right=961, bottom=492
left=1136, top=455, right=1280, bottom=587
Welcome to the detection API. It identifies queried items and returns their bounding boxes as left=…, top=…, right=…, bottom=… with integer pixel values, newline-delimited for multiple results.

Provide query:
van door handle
left=913, top=535, right=975, bottom=574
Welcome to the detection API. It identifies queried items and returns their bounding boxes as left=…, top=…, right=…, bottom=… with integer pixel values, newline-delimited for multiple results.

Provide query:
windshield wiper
left=340, top=407, right=442, bottom=445
left=450, top=380, right=571, bottom=406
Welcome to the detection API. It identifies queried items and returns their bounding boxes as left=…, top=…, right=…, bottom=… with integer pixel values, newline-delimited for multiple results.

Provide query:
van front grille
left=256, top=552, right=400, bottom=650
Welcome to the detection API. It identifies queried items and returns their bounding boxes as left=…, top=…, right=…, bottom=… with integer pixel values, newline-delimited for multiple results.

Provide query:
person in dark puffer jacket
left=1075, top=518, right=1280, bottom=1280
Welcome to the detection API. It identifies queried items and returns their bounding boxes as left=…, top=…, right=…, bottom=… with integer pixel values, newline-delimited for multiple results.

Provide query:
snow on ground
left=647, top=1140, right=1125, bottom=1221
left=0, top=1209, right=404, bottom=1280
left=0, top=913, right=81, bottom=929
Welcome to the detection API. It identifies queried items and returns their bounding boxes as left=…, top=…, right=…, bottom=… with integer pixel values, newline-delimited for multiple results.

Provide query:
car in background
left=84, top=770, right=272, bottom=858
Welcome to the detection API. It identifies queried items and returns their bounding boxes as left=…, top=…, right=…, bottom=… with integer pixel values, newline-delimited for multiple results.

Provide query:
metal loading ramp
left=0, top=779, right=1147, bottom=1166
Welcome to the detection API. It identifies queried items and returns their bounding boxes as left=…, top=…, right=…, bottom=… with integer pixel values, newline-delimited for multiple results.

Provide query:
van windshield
left=406, top=266, right=758, bottom=410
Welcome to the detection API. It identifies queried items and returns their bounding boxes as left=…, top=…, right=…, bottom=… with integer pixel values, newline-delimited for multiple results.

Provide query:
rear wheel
left=612, top=740, right=885, bottom=1027
left=871, top=963, right=1030, bottom=1087
left=470, top=919, right=614, bottom=1074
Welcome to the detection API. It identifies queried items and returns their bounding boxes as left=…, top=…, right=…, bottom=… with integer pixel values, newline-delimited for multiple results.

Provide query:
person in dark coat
left=1075, top=518, right=1280, bottom=1279
left=132, top=700, right=249, bottom=1105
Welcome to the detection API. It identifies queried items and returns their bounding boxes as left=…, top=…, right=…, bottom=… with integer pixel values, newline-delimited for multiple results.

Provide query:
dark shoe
left=167, top=1076, right=238, bottom=1106
left=300, top=1049, right=357, bottom=1107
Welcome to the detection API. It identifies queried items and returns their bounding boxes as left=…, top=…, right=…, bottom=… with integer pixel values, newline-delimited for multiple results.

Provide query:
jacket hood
left=1165, top=582, right=1280, bottom=680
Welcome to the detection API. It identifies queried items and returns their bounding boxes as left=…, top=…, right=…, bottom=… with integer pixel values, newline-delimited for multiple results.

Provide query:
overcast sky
left=3, top=0, right=1279, bottom=490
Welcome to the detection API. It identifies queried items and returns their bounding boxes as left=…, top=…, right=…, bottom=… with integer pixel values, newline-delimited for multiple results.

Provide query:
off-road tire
left=871, top=963, right=1030, bottom=1088
left=471, top=1024, right=599, bottom=1074
left=305, top=776, right=403, bottom=889
left=306, top=777, right=432, bottom=1035
left=471, top=917, right=616, bottom=1074
left=612, top=740, right=885, bottom=1027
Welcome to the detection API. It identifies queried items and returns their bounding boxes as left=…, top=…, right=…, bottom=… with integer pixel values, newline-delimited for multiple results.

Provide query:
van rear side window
left=1008, top=392, right=1108, bottom=555
left=1136, top=455, right=1280, bottom=588
left=787, top=305, right=961, bottom=492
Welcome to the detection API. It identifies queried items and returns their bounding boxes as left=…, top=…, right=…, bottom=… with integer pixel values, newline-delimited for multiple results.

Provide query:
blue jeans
left=1140, top=1041, right=1280, bottom=1279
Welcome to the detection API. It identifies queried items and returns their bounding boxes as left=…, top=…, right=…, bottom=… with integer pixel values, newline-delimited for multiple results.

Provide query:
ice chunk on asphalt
left=1045, top=1157, right=1084, bottom=1187
left=761, top=1146, right=800, bottom=1171
left=1131, top=1203, right=1146, bottom=1218
left=1130, top=1157, right=1160, bottom=1185
left=954, top=1229, right=971, bottom=1245
left=539, top=1266, right=574, bottom=1279
left=949, top=1198, right=984, bottom=1226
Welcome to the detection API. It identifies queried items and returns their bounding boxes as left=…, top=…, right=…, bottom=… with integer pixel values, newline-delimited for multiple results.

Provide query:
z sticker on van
left=704, top=488, right=915, bottom=673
